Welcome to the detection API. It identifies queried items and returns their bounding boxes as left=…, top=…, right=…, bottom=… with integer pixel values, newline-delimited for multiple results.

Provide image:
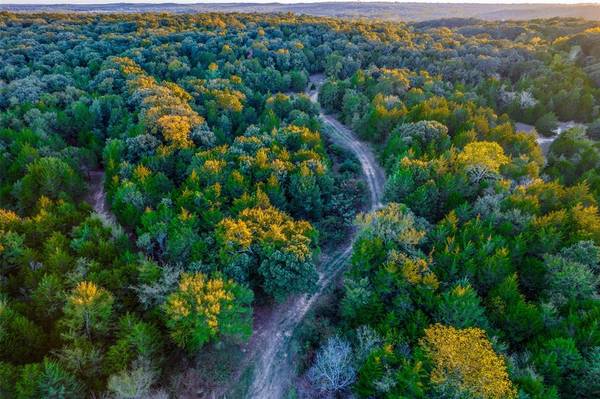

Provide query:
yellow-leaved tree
left=421, top=323, right=517, bottom=399
left=163, top=272, right=253, bottom=352
left=115, top=57, right=203, bottom=149
left=458, top=141, right=510, bottom=173
left=215, top=205, right=318, bottom=300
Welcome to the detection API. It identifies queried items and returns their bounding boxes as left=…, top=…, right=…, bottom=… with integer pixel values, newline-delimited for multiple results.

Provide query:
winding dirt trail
left=309, top=75, right=385, bottom=209
left=241, top=74, right=386, bottom=398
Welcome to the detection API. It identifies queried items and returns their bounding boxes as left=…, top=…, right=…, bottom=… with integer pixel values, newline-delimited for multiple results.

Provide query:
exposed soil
left=85, top=170, right=118, bottom=225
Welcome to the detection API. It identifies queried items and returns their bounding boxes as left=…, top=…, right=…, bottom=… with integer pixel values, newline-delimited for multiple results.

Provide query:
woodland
left=0, top=12, right=599, bottom=399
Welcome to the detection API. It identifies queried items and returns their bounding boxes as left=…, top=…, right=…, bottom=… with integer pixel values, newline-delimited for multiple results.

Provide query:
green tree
left=15, top=360, right=83, bottom=399
left=487, top=275, right=543, bottom=346
left=435, top=282, right=488, bottom=329
left=535, top=112, right=558, bottom=137
left=544, top=254, right=597, bottom=306
left=103, top=314, right=163, bottom=376
left=0, top=362, right=18, bottom=398
left=0, top=298, right=46, bottom=363
left=577, top=347, right=600, bottom=398
left=535, top=337, right=583, bottom=393
left=13, top=157, right=84, bottom=213
left=61, top=281, right=114, bottom=340
left=259, top=249, right=319, bottom=301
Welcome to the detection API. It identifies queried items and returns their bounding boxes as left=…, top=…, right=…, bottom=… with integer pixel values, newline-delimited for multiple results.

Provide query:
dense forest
left=0, top=12, right=599, bottom=398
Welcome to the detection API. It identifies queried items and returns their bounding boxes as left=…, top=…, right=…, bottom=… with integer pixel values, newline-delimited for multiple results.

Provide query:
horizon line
left=6, top=1, right=600, bottom=5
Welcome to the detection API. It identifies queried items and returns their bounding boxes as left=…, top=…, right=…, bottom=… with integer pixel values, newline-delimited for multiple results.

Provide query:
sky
left=5, top=0, right=600, bottom=4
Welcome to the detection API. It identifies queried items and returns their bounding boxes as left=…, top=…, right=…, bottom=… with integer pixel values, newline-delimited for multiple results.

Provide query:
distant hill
left=4, top=2, right=600, bottom=22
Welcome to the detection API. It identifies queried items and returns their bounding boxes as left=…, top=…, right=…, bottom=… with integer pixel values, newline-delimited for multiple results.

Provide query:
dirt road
left=243, top=74, right=385, bottom=398
left=515, top=121, right=584, bottom=156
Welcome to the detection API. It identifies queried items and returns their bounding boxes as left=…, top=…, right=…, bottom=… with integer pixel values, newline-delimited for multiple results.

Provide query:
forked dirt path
left=84, top=75, right=384, bottom=398
left=238, top=74, right=385, bottom=398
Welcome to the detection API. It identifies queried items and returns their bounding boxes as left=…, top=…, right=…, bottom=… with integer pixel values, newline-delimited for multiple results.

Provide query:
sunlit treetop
left=163, top=272, right=253, bottom=351
left=70, top=281, right=107, bottom=307
left=216, top=205, right=315, bottom=260
left=458, top=141, right=510, bottom=173
left=421, top=323, right=517, bottom=399
left=0, top=209, right=20, bottom=227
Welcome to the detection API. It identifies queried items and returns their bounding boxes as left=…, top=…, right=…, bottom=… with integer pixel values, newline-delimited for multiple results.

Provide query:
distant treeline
left=5, top=2, right=600, bottom=22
